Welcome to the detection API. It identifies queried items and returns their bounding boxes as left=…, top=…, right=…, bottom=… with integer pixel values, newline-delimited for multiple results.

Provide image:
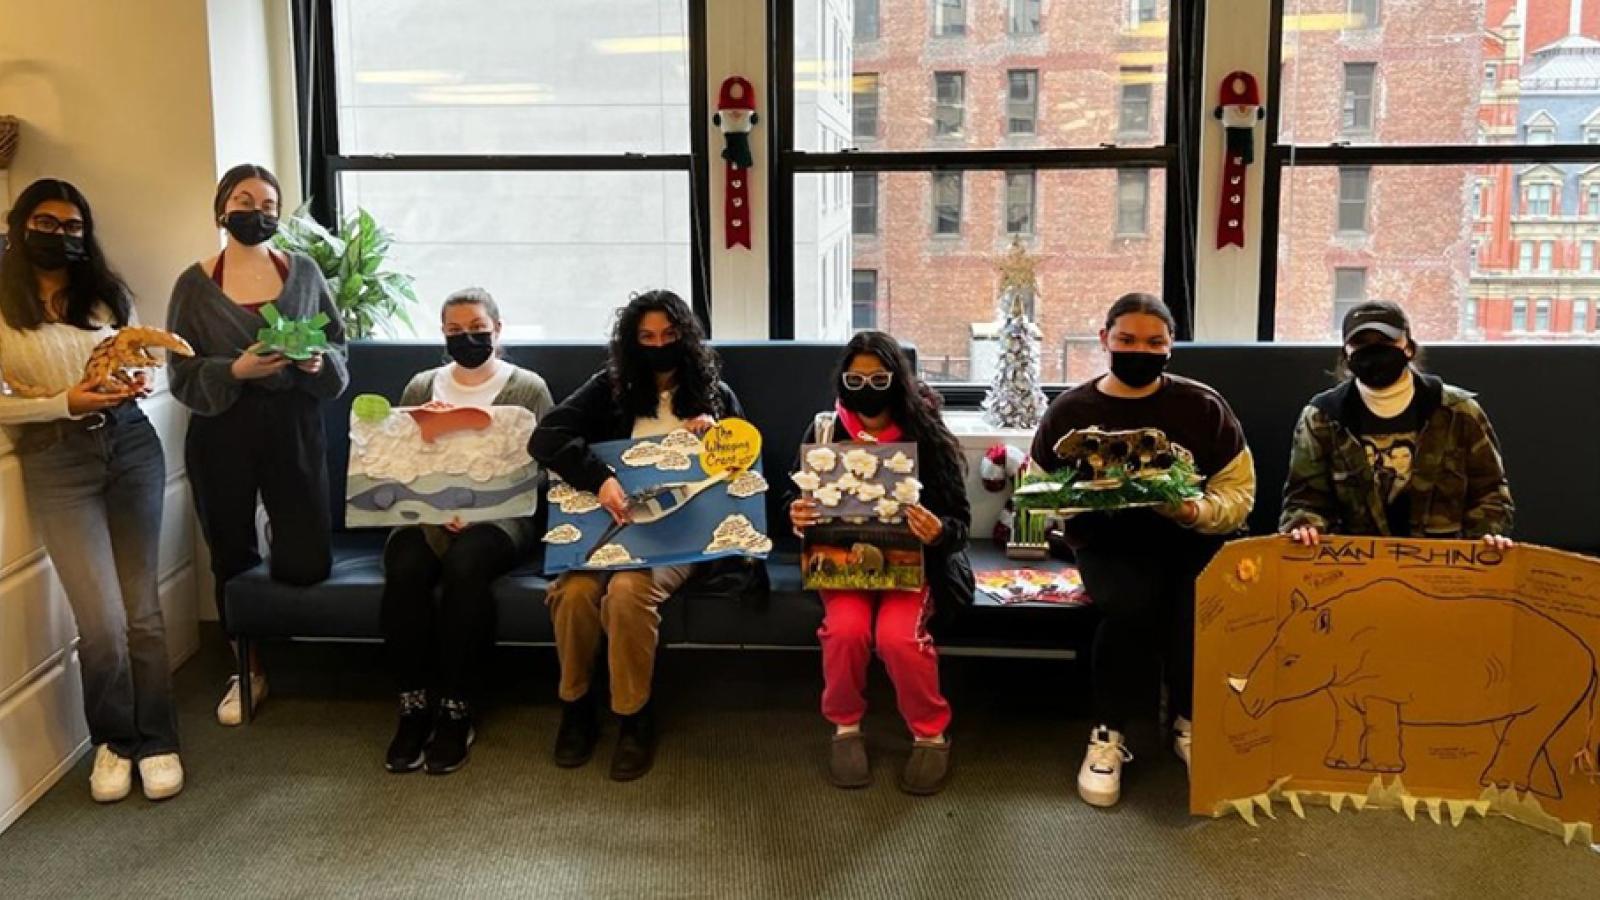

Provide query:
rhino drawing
left=1229, top=578, right=1599, bottom=799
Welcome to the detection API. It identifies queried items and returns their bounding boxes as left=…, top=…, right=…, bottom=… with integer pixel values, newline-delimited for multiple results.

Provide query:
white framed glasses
left=841, top=371, right=894, bottom=391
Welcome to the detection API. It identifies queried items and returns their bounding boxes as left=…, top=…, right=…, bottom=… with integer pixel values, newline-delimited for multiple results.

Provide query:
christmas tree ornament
left=713, top=76, right=759, bottom=250
left=982, top=239, right=1049, bottom=429
left=1213, top=71, right=1264, bottom=250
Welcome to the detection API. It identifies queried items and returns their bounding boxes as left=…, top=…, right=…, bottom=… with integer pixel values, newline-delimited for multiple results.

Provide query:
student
left=1282, top=300, right=1513, bottom=549
left=167, top=164, right=349, bottom=726
left=1029, top=292, right=1255, bottom=809
left=381, top=288, right=553, bottom=775
left=0, top=179, right=183, bottom=801
left=530, top=289, right=742, bottom=781
left=788, top=332, right=972, bottom=795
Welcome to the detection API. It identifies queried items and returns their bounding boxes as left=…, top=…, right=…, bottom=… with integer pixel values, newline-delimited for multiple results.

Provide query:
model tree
left=982, top=238, right=1049, bottom=429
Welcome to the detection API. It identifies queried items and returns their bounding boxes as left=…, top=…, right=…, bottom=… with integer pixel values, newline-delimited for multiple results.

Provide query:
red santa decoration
left=713, top=76, right=759, bottom=250
left=1213, top=71, right=1264, bottom=250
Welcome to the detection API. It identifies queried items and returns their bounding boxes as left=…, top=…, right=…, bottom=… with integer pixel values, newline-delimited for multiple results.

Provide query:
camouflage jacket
left=1280, top=373, right=1513, bottom=539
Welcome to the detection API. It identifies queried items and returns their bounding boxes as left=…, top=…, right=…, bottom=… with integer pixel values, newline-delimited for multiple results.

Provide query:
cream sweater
left=0, top=315, right=114, bottom=425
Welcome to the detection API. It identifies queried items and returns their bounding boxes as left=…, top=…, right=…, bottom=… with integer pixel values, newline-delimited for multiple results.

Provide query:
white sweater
left=0, top=316, right=114, bottom=424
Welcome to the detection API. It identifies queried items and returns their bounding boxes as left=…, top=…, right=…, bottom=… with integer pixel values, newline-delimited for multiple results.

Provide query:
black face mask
left=446, top=331, right=495, bottom=369
left=21, top=230, right=87, bottom=271
left=1347, top=344, right=1410, bottom=388
left=1109, top=351, right=1169, bottom=389
left=640, top=341, right=684, bottom=374
left=840, top=385, right=897, bottom=418
left=222, top=210, right=279, bottom=246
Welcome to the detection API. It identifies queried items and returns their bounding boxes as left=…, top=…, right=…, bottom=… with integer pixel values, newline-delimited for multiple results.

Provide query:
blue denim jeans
left=18, top=407, right=179, bottom=759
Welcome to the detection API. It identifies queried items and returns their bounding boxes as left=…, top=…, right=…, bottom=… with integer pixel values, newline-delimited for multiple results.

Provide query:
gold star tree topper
left=995, top=236, right=1041, bottom=319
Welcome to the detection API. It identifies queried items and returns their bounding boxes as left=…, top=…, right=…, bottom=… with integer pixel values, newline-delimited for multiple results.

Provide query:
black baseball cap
left=1342, top=300, right=1409, bottom=341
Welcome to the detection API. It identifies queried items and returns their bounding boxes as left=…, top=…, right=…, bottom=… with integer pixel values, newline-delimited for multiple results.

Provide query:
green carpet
left=0, top=633, right=1594, bottom=899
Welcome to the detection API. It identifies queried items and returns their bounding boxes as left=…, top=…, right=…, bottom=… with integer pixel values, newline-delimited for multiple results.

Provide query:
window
left=1464, top=297, right=1479, bottom=333
left=1587, top=128, right=1600, bottom=145
left=1540, top=240, right=1555, bottom=273
left=853, top=74, right=879, bottom=142
left=1519, top=241, right=1534, bottom=272
left=1472, top=180, right=1487, bottom=218
left=934, top=72, right=965, bottom=137
left=852, top=173, right=878, bottom=235
left=934, top=0, right=966, bottom=36
left=1483, top=64, right=1497, bottom=89
left=1005, top=171, right=1035, bottom=235
left=1577, top=300, right=1592, bottom=333
left=1589, top=184, right=1600, bottom=214
left=1526, top=182, right=1555, bottom=217
left=1117, top=170, right=1149, bottom=235
left=1009, top=0, right=1042, bottom=35
left=1536, top=299, right=1552, bottom=332
left=1129, top=0, right=1158, bottom=27
left=1583, top=242, right=1595, bottom=273
left=1345, top=0, right=1378, bottom=30
left=1529, top=125, right=1556, bottom=145
left=855, top=0, right=879, bottom=41
left=1512, top=299, right=1529, bottom=332
left=1119, top=70, right=1153, bottom=138
left=1333, top=268, right=1367, bottom=329
left=852, top=270, right=878, bottom=329
left=1338, top=167, right=1369, bottom=232
left=1341, top=63, right=1375, bottom=137
left=933, top=172, right=963, bottom=235
left=1007, top=70, right=1038, bottom=135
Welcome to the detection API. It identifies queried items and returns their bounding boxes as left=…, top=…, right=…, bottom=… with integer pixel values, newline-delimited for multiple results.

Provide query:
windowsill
left=1114, top=230, right=1150, bottom=240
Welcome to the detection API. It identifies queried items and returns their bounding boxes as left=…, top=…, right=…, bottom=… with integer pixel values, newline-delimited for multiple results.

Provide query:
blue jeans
left=18, top=408, right=179, bottom=760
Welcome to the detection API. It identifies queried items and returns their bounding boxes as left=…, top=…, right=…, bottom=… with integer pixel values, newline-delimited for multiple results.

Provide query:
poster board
left=346, top=398, right=540, bottom=527
left=542, top=420, right=770, bottom=573
left=1193, top=536, right=1600, bottom=846
left=796, top=442, right=924, bottom=591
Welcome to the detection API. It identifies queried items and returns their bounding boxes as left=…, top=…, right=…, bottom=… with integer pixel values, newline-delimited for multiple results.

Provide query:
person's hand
left=66, top=380, right=133, bottom=416
left=1158, top=500, right=1200, bottom=526
left=790, top=498, right=822, bottom=534
left=684, top=414, right=717, bottom=436
left=231, top=344, right=292, bottom=380
left=294, top=350, right=324, bottom=375
left=444, top=516, right=466, bottom=535
left=598, top=477, right=630, bottom=524
left=1288, top=525, right=1321, bottom=547
left=906, top=503, right=945, bottom=546
left=1483, top=533, right=1515, bottom=551
left=126, top=372, right=153, bottom=399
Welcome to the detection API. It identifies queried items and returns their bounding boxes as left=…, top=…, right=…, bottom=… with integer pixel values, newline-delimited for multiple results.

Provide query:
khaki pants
left=546, top=565, right=694, bottom=714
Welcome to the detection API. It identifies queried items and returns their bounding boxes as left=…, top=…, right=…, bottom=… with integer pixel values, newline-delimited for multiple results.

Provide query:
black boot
left=553, top=693, right=600, bottom=768
left=424, top=698, right=476, bottom=775
left=384, top=690, right=433, bottom=774
left=610, top=702, right=657, bottom=782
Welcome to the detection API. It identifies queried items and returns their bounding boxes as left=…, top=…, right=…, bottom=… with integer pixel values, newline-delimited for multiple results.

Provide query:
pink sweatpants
left=818, top=587, right=952, bottom=739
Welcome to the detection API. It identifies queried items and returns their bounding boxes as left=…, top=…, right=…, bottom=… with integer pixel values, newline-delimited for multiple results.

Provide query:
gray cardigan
left=165, top=252, right=350, bottom=416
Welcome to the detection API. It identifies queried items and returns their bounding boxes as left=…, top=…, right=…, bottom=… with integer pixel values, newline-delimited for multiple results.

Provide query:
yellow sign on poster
left=701, top=418, right=762, bottom=476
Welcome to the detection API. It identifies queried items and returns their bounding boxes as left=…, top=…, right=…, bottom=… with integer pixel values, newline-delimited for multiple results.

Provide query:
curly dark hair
left=608, top=289, right=723, bottom=419
left=0, top=178, right=133, bottom=331
left=835, top=331, right=966, bottom=481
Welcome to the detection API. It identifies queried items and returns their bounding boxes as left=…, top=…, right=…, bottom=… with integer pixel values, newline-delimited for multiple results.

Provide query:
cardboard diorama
left=794, top=443, right=924, bottom=591
left=345, top=394, right=541, bottom=527
left=542, top=419, right=770, bottom=573
left=1193, top=536, right=1600, bottom=847
left=254, top=303, right=330, bottom=360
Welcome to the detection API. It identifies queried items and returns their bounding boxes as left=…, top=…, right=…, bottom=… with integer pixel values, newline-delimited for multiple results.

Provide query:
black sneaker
left=553, top=693, right=599, bottom=768
left=610, top=703, right=657, bottom=782
left=424, top=698, right=476, bottom=775
left=384, top=691, right=432, bottom=774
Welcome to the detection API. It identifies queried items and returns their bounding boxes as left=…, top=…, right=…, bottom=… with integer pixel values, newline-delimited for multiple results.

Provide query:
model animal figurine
left=82, top=326, right=194, bottom=393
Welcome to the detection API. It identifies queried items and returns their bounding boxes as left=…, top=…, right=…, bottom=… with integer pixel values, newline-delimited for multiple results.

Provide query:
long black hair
left=607, top=289, right=723, bottom=419
left=0, top=178, right=133, bottom=331
left=835, top=331, right=966, bottom=480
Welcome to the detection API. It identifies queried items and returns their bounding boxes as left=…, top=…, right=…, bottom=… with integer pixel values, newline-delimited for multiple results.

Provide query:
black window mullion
left=769, top=0, right=797, bottom=339
left=688, top=0, right=712, bottom=335
left=1257, top=0, right=1290, bottom=340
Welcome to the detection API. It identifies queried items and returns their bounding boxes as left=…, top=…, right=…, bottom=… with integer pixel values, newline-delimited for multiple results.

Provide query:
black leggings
left=381, top=525, right=519, bottom=700
left=1075, top=541, right=1218, bottom=731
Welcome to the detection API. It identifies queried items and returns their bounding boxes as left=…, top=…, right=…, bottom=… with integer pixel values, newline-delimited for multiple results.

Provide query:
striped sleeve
left=1186, top=446, right=1256, bottom=535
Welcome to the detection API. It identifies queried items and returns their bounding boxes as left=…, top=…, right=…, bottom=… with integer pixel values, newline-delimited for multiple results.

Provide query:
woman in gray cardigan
left=166, top=165, right=349, bottom=726
left=383, top=287, right=553, bottom=775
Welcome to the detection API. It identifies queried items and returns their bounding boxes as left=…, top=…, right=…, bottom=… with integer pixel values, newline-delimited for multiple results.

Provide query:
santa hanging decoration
left=980, top=443, right=1028, bottom=493
left=1213, top=71, right=1264, bottom=250
left=713, top=76, right=759, bottom=250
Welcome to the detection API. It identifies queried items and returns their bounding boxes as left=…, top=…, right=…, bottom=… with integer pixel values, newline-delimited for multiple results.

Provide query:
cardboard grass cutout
left=1192, top=536, right=1600, bottom=848
left=255, top=303, right=331, bottom=360
left=798, top=442, right=924, bottom=591
left=344, top=393, right=541, bottom=527
left=542, top=418, right=770, bottom=573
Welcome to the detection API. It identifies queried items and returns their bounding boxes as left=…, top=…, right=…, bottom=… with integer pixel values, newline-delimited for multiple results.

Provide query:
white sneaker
left=138, top=753, right=184, bottom=800
left=1077, top=726, right=1133, bottom=808
left=216, top=674, right=269, bottom=726
left=1174, top=717, right=1193, bottom=770
left=89, top=745, right=133, bottom=803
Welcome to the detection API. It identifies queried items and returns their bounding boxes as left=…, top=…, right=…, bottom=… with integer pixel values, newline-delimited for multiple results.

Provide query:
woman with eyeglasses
left=0, top=179, right=183, bottom=802
left=788, top=331, right=972, bottom=795
left=166, top=163, right=349, bottom=726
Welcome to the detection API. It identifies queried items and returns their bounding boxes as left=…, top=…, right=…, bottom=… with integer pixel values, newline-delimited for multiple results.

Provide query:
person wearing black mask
left=380, top=288, right=552, bottom=774
left=166, top=163, right=349, bottom=726
left=1028, top=292, right=1255, bottom=809
left=788, top=331, right=972, bottom=795
left=1282, top=300, right=1513, bottom=551
left=530, top=289, right=743, bottom=781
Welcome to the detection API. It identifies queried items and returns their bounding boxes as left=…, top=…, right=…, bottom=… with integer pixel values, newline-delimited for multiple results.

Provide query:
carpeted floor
left=0, top=632, right=1595, bottom=899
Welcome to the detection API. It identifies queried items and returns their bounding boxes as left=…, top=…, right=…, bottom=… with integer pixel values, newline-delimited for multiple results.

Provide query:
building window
left=1536, top=298, right=1552, bottom=332
left=1007, top=70, right=1038, bottom=135
left=1526, top=182, right=1555, bottom=217
left=1577, top=300, right=1592, bottom=333
left=934, top=72, right=965, bottom=137
left=852, top=173, right=878, bottom=235
left=1129, top=0, right=1159, bottom=27
left=933, top=0, right=966, bottom=36
left=1512, top=298, right=1528, bottom=331
left=932, top=172, right=962, bottom=235
left=1117, top=170, right=1149, bottom=235
left=1588, top=183, right=1600, bottom=214
left=1529, top=124, right=1556, bottom=144
left=1540, top=240, right=1555, bottom=273
left=1587, top=127, right=1600, bottom=145
left=1009, top=0, right=1042, bottom=35
left=1342, top=63, right=1376, bottom=137
left=855, top=0, right=879, bottom=41
left=1119, top=70, right=1153, bottom=138
left=1005, top=171, right=1036, bottom=235
left=1484, top=64, right=1497, bottom=88
left=1519, top=241, right=1534, bottom=272
left=852, top=270, right=878, bottom=330
left=853, top=74, right=879, bottom=142
left=1333, top=268, right=1367, bottom=329
left=1472, top=180, right=1487, bottom=217
left=1583, top=242, right=1595, bottom=273
left=1338, top=167, right=1369, bottom=232
left=1346, top=0, right=1379, bottom=29
left=1465, top=297, right=1479, bottom=332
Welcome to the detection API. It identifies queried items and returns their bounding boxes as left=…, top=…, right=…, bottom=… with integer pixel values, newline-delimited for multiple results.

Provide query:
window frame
left=933, top=71, right=966, bottom=138
left=853, top=73, right=881, bottom=142
left=1116, top=169, right=1150, bottom=236
left=1336, top=165, right=1369, bottom=234
left=852, top=268, right=879, bottom=329
left=852, top=171, right=879, bottom=235
left=1009, top=0, right=1043, bottom=35
left=1007, top=69, right=1039, bottom=136
left=1004, top=170, right=1036, bottom=235
left=1344, top=0, right=1378, bottom=31
left=1340, top=62, right=1376, bottom=139
left=1118, top=70, right=1154, bottom=140
left=932, top=171, right=964, bottom=236
left=855, top=0, right=880, bottom=41
left=933, top=0, right=967, bottom=37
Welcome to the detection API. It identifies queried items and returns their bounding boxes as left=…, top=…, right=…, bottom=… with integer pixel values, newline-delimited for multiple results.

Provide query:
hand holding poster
left=796, top=442, right=924, bottom=590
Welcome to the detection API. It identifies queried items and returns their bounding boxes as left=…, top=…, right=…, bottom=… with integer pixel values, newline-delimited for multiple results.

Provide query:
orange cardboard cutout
left=1193, top=536, right=1600, bottom=846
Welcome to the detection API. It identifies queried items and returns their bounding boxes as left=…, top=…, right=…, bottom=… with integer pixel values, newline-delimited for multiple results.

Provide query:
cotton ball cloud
left=588, top=543, right=643, bottom=568
left=893, top=478, right=922, bottom=505
left=543, top=524, right=583, bottom=545
left=843, top=448, right=879, bottom=479
left=886, top=451, right=915, bottom=475
left=728, top=470, right=769, bottom=498
left=791, top=471, right=821, bottom=492
left=806, top=446, right=838, bottom=473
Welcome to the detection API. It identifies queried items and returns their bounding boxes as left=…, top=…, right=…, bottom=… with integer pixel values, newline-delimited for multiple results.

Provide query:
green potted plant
left=273, top=205, right=419, bottom=339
